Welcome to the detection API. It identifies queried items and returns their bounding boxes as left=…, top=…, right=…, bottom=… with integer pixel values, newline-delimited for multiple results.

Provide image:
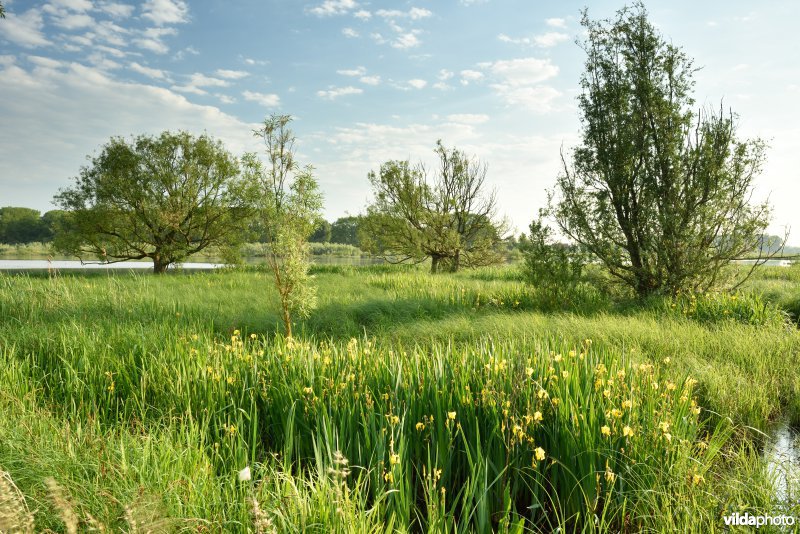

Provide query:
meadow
left=1, top=263, right=800, bottom=532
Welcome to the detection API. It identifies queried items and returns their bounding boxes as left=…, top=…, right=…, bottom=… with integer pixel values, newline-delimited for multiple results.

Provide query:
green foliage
left=552, top=3, right=771, bottom=297
left=249, top=114, right=324, bottom=336
left=519, top=216, right=586, bottom=291
left=330, top=216, right=362, bottom=247
left=52, top=131, right=252, bottom=273
left=309, top=219, right=331, bottom=243
left=0, top=207, right=50, bottom=244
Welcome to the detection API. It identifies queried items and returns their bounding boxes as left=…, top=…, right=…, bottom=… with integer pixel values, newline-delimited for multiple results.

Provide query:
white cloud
left=0, top=59, right=261, bottom=213
left=432, top=81, right=451, bottom=91
left=317, top=86, right=363, bottom=100
left=134, top=27, right=177, bottom=54
left=485, top=58, right=558, bottom=86
left=87, top=52, right=121, bottom=70
left=54, top=13, right=95, bottom=29
left=307, top=0, right=357, bottom=17
left=243, top=90, right=281, bottom=107
left=130, top=62, right=168, bottom=80
left=342, top=27, right=359, bottom=38
left=217, top=94, right=236, bottom=104
left=337, top=66, right=367, bottom=76
left=408, top=78, right=427, bottom=89
left=0, top=9, right=51, bottom=48
left=393, top=32, right=420, bottom=49
left=460, top=69, right=484, bottom=85
left=98, top=2, right=135, bottom=18
left=354, top=10, right=371, bottom=20
left=243, top=57, right=268, bottom=66
left=375, top=7, right=432, bottom=20
left=215, top=69, right=249, bottom=80
left=498, top=32, right=569, bottom=48
left=50, top=0, right=93, bottom=12
left=438, top=69, right=454, bottom=81
left=187, top=73, right=230, bottom=87
left=142, top=0, right=189, bottom=25
left=545, top=17, right=567, bottom=28
left=459, top=58, right=561, bottom=113
left=359, top=75, right=381, bottom=85
left=533, top=32, right=569, bottom=48
left=446, top=113, right=490, bottom=124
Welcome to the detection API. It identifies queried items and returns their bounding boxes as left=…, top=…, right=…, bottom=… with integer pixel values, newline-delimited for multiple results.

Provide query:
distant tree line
left=0, top=207, right=67, bottom=244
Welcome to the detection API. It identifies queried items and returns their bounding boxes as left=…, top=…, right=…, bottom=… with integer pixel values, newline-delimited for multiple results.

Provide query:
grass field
left=1, top=264, right=799, bottom=532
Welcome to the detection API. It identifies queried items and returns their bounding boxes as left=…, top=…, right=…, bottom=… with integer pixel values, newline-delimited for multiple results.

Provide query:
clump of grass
left=665, top=290, right=789, bottom=327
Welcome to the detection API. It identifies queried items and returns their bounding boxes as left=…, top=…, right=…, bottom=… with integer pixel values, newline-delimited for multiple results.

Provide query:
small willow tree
left=248, top=114, right=323, bottom=337
left=362, top=141, right=508, bottom=273
left=551, top=3, right=772, bottom=297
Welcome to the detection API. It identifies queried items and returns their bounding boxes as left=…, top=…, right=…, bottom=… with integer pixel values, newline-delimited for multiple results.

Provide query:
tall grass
left=1, top=266, right=799, bottom=531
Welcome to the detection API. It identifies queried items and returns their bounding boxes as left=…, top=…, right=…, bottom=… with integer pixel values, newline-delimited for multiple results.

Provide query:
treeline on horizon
left=0, top=205, right=792, bottom=256
left=0, top=206, right=527, bottom=255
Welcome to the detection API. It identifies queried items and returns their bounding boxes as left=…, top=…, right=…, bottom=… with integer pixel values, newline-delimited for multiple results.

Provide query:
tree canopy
left=53, top=131, right=252, bottom=273
left=550, top=3, right=771, bottom=296
left=362, top=141, right=508, bottom=273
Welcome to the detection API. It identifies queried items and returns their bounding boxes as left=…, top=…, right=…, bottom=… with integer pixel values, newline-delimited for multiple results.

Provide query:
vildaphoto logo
left=722, top=512, right=796, bottom=528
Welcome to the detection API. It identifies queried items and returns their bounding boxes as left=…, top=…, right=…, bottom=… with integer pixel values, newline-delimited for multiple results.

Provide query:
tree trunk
left=282, top=305, right=292, bottom=338
left=152, top=254, right=168, bottom=274
left=431, top=255, right=441, bottom=274
left=450, top=250, right=461, bottom=273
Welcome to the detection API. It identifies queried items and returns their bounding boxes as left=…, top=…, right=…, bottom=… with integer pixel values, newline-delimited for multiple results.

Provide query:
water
left=0, top=256, right=383, bottom=271
left=765, top=419, right=800, bottom=506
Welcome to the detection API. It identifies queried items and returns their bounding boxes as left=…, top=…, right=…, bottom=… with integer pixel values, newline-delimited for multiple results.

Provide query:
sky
left=0, top=0, right=798, bottom=240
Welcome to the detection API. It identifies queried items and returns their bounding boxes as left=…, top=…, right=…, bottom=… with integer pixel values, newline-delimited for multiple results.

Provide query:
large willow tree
left=552, top=3, right=771, bottom=297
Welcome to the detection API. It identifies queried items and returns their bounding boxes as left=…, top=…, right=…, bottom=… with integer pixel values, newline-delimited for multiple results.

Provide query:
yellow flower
left=525, top=367, right=534, bottom=378
left=621, top=400, right=632, bottom=410
left=611, top=409, right=623, bottom=418
left=537, top=389, right=548, bottom=399
left=227, top=376, right=235, bottom=385
left=384, top=472, right=394, bottom=483
left=416, top=422, right=425, bottom=431
left=228, top=424, right=237, bottom=437
left=691, top=405, right=701, bottom=415
left=250, top=333, right=258, bottom=340
left=623, top=425, right=634, bottom=438
left=533, top=411, right=543, bottom=423
left=389, top=454, right=400, bottom=465
left=561, top=370, right=569, bottom=379
left=303, top=386, right=313, bottom=395
left=658, top=421, right=670, bottom=433
left=447, top=411, right=457, bottom=420
left=553, top=354, right=563, bottom=363
left=663, top=432, right=672, bottom=442
left=603, top=389, right=611, bottom=399
left=534, top=447, right=546, bottom=461
left=601, top=425, right=611, bottom=436
left=233, top=329, right=240, bottom=336
left=692, top=473, right=704, bottom=485
left=663, top=357, right=671, bottom=365
left=390, top=415, right=400, bottom=425
left=605, top=464, right=616, bottom=483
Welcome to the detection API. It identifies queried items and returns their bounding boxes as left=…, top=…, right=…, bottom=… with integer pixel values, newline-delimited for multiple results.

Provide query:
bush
left=519, top=218, right=587, bottom=290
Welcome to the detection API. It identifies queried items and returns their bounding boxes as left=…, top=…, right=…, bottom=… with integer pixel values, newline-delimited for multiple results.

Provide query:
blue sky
left=1, top=0, right=798, bottom=240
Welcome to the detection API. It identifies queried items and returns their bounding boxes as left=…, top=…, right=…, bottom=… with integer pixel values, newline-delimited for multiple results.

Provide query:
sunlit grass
left=1, top=265, right=799, bottom=531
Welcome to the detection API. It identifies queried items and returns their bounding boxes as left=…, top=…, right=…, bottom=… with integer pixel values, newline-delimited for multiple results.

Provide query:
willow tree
left=551, top=3, right=771, bottom=297
left=362, top=141, right=508, bottom=273
left=249, top=114, right=323, bottom=337
left=53, top=131, right=251, bottom=273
